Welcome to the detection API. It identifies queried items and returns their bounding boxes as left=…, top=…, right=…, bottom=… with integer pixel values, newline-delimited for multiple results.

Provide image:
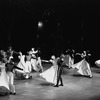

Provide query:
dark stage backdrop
left=0, top=0, right=100, bottom=65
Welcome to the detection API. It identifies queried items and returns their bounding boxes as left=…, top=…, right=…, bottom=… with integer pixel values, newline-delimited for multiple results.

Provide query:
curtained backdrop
left=0, top=0, right=100, bottom=65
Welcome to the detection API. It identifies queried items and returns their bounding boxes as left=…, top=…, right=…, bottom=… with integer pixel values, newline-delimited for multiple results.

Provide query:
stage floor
left=0, top=64, right=100, bottom=100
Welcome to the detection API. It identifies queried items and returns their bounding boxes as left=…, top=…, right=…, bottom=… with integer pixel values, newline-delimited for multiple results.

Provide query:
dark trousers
left=56, top=67, right=63, bottom=86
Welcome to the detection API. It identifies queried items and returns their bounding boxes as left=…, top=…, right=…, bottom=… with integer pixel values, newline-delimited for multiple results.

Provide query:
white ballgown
left=30, top=58, right=38, bottom=71
left=72, top=59, right=92, bottom=77
left=16, top=55, right=26, bottom=73
left=0, top=63, right=10, bottom=95
left=15, top=55, right=26, bottom=79
left=95, top=60, right=100, bottom=67
left=39, top=59, right=58, bottom=85
left=24, top=61, right=32, bottom=79
left=24, top=61, right=32, bottom=73
left=63, top=55, right=74, bottom=68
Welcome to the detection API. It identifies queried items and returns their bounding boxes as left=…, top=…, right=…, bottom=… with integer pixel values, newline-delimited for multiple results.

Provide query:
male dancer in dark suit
left=53, top=56, right=64, bottom=87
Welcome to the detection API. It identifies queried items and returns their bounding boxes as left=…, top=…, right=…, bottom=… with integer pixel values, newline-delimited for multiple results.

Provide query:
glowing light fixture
left=38, top=21, right=43, bottom=28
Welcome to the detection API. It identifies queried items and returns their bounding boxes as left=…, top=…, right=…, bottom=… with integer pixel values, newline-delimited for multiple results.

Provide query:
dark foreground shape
left=0, top=86, right=10, bottom=96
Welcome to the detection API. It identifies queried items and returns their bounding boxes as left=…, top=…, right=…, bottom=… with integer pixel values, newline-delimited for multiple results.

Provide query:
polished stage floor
left=0, top=63, right=100, bottom=100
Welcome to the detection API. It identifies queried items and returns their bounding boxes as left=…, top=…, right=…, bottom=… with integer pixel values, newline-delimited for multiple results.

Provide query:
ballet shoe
left=12, top=92, right=16, bottom=95
left=59, top=84, right=63, bottom=86
left=10, top=92, right=16, bottom=95
left=89, top=75, right=93, bottom=78
left=10, top=92, right=12, bottom=95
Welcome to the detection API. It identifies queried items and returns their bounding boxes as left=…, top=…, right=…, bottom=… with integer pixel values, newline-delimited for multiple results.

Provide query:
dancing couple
left=40, top=55, right=64, bottom=87
left=72, top=50, right=92, bottom=78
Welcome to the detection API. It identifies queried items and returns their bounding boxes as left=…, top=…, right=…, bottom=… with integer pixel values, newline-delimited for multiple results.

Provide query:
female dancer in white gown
left=39, top=55, right=58, bottom=85
left=64, top=49, right=75, bottom=68
left=15, top=52, right=26, bottom=79
left=72, top=51, right=92, bottom=77
left=0, top=62, right=10, bottom=96
left=24, top=55, right=32, bottom=79
left=16, top=52, right=25, bottom=72
left=63, top=54, right=74, bottom=68
left=17, top=52, right=32, bottom=79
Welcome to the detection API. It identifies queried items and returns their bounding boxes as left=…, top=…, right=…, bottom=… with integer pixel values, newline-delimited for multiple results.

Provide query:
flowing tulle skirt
left=95, top=60, right=100, bottom=67
left=72, top=59, right=92, bottom=77
left=15, top=61, right=26, bottom=80
left=0, top=69, right=10, bottom=96
left=39, top=65, right=58, bottom=85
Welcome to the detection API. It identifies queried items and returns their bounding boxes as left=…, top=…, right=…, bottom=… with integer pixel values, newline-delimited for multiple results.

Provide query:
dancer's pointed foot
left=89, top=75, right=93, bottom=78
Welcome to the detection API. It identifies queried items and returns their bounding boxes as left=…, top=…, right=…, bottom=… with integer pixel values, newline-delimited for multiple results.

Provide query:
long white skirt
left=15, top=61, right=26, bottom=80
left=63, top=55, right=74, bottom=68
left=72, top=59, right=92, bottom=77
left=95, top=60, right=100, bottom=67
left=39, top=65, right=58, bottom=85
left=16, top=62, right=25, bottom=73
left=0, top=67, right=10, bottom=96
left=0, top=69, right=9, bottom=90
left=31, top=59, right=38, bottom=71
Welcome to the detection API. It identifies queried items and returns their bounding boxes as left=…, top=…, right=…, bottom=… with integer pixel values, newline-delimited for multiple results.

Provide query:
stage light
left=38, top=21, right=43, bottom=28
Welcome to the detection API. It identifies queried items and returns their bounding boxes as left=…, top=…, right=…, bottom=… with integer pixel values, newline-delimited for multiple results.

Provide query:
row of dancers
left=0, top=47, right=43, bottom=96
left=40, top=49, right=93, bottom=88
left=61, top=49, right=93, bottom=77
left=0, top=47, right=99, bottom=96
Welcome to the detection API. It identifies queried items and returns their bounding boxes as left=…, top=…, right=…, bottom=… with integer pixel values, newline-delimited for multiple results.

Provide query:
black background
left=0, top=0, right=100, bottom=63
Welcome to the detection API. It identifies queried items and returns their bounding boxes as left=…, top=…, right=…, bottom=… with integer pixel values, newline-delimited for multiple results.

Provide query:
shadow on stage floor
left=1, top=63, right=100, bottom=100
left=39, top=82, right=52, bottom=86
